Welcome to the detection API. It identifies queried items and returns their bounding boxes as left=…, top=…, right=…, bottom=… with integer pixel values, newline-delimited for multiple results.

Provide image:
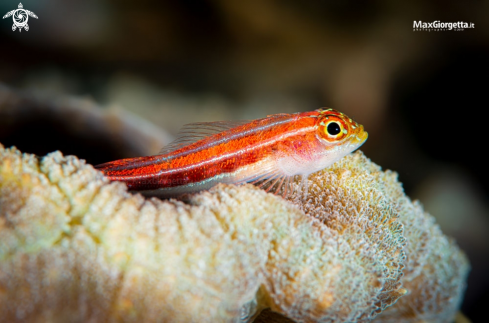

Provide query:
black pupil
left=327, top=122, right=341, bottom=135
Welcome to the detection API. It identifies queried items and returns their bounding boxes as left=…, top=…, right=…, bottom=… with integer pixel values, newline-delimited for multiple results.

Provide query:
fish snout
left=352, top=125, right=368, bottom=145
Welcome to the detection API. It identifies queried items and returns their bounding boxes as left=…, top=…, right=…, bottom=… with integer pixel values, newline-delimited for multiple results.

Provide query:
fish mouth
left=351, top=125, right=368, bottom=145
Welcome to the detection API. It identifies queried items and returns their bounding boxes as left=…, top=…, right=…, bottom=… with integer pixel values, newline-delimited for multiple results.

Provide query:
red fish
left=95, top=109, right=367, bottom=197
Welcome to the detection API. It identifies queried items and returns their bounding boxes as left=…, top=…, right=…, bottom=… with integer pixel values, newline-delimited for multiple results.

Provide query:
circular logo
left=13, top=9, right=28, bottom=27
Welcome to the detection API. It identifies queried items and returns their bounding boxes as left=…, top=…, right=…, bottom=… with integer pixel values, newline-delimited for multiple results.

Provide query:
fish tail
left=94, top=156, right=164, bottom=190
left=94, top=156, right=157, bottom=173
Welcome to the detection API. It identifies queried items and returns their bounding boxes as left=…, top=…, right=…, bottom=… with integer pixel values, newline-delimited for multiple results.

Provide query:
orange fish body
left=95, top=109, right=367, bottom=197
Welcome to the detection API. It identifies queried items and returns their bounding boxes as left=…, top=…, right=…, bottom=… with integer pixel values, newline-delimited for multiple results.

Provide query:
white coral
left=0, top=144, right=469, bottom=322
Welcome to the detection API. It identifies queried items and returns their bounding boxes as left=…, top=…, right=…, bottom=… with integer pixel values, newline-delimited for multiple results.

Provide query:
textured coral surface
left=0, top=144, right=469, bottom=322
left=294, top=152, right=470, bottom=323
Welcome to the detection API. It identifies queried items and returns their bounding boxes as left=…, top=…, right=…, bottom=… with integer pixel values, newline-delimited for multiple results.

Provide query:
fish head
left=314, top=108, right=368, bottom=162
left=277, top=108, right=367, bottom=177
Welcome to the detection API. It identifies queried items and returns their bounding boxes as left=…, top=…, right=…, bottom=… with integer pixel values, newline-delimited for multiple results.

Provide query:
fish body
left=95, top=109, right=367, bottom=197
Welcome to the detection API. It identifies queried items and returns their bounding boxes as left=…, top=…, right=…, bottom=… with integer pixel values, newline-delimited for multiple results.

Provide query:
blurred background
left=0, top=0, right=488, bottom=321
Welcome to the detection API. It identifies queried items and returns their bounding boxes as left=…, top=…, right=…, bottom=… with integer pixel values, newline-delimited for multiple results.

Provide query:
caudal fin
left=94, top=155, right=167, bottom=190
left=95, top=155, right=158, bottom=175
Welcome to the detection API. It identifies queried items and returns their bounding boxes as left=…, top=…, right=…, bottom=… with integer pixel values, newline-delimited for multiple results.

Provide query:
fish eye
left=327, top=122, right=341, bottom=136
left=318, top=117, right=348, bottom=142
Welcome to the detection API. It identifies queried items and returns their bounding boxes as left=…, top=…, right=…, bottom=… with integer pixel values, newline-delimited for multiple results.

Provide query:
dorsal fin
left=267, top=113, right=290, bottom=117
left=159, top=119, right=251, bottom=154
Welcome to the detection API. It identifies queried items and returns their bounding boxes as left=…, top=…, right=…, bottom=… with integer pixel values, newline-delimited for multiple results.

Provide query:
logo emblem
left=3, top=3, right=38, bottom=32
